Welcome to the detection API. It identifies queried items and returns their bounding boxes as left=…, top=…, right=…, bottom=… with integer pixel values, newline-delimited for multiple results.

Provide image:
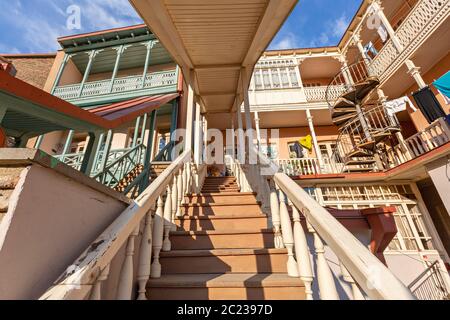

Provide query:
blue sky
left=0, top=0, right=362, bottom=54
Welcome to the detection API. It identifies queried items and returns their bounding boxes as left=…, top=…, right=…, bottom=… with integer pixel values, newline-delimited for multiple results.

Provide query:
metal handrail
left=408, top=261, right=450, bottom=300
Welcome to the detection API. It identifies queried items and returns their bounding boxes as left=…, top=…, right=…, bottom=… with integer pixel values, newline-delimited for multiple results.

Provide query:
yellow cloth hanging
left=299, top=135, right=313, bottom=151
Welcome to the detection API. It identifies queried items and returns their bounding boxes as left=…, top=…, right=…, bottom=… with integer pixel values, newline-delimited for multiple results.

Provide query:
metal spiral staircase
left=325, top=60, right=402, bottom=173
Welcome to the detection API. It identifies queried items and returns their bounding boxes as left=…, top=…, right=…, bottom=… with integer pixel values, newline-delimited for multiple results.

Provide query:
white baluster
left=307, top=222, right=339, bottom=300
left=177, top=168, right=184, bottom=217
left=150, top=196, right=164, bottom=278
left=90, top=264, right=110, bottom=300
left=182, top=163, right=188, bottom=201
left=137, top=209, right=154, bottom=300
left=339, top=261, right=365, bottom=300
left=116, top=226, right=139, bottom=300
left=292, top=205, right=314, bottom=300
left=277, top=187, right=299, bottom=277
left=171, top=173, right=178, bottom=225
left=269, top=181, right=284, bottom=249
left=163, top=181, right=173, bottom=252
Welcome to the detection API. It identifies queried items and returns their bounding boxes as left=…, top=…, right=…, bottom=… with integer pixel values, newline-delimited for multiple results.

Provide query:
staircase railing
left=93, top=144, right=146, bottom=190
left=153, top=141, right=176, bottom=162
left=408, top=261, right=450, bottom=300
left=234, top=149, right=415, bottom=300
left=40, top=151, right=208, bottom=300
left=325, top=59, right=372, bottom=109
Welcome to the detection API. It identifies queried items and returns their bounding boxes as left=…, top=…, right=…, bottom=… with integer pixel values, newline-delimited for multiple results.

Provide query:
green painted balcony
left=53, top=69, right=178, bottom=107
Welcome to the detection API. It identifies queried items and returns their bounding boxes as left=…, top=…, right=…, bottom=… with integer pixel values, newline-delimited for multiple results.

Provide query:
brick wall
left=5, top=55, right=56, bottom=89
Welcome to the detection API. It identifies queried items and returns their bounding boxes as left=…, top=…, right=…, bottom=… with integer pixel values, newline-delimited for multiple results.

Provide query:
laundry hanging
left=384, top=96, right=417, bottom=116
left=412, top=86, right=446, bottom=124
left=299, top=135, right=313, bottom=151
left=433, top=71, right=450, bottom=101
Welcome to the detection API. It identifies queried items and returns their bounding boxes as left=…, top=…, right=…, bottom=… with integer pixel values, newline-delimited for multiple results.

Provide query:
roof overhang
left=129, top=0, right=298, bottom=114
left=0, top=70, right=178, bottom=138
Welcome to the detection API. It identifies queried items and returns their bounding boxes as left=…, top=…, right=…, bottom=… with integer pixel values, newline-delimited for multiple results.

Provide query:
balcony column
left=80, top=132, right=103, bottom=175
left=78, top=50, right=101, bottom=98
left=369, top=1, right=403, bottom=52
left=405, top=59, right=427, bottom=89
left=132, top=117, right=142, bottom=148
left=141, top=40, right=158, bottom=89
left=185, top=70, right=195, bottom=152
left=98, top=130, right=114, bottom=173
left=109, top=45, right=129, bottom=93
left=352, top=33, right=369, bottom=65
left=60, top=130, right=75, bottom=162
left=370, top=1, right=427, bottom=89
left=338, top=55, right=354, bottom=86
left=241, top=67, right=254, bottom=157
left=230, top=116, right=236, bottom=160
left=202, top=116, right=208, bottom=163
left=254, top=111, right=262, bottom=150
left=306, top=109, right=323, bottom=174
left=194, top=102, right=202, bottom=164
left=141, top=110, right=158, bottom=191
left=236, top=107, right=245, bottom=163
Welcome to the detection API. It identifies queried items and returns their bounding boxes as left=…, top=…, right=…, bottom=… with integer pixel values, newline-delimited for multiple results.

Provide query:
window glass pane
left=254, top=72, right=263, bottom=90
left=271, top=69, right=281, bottom=88
left=289, top=68, right=299, bottom=87
left=262, top=70, right=271, bottom=88
left=280, top=69, right=290, bottom=87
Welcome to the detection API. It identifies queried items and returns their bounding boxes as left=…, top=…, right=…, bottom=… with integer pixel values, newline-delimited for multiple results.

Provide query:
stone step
left=185, top=192, right=257, bottom=205
left=181, top=202, right=263, bottom=216
left=175, top=213, right=268, bottom=231
left=160, top=248, right=288, bottom=274
left=170, top=229, right=275, bottom=250
left=147, top=273, right=305, bottom=300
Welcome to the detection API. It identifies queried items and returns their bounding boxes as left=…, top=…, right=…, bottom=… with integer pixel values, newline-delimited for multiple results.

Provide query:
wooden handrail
left=40, top=150, right=192, bottom=300
left=273, top=172, right=415, bottom=300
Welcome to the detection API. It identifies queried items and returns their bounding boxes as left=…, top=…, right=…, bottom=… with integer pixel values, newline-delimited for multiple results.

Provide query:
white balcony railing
left=304, top=85, right=346, bottom=102
left=368, top=0, right=450, bottom=82
left=53, top=70, right=177, bottom=101
left=275, top=157, right=345, bottom=176
left=384, top=118, right=450, bottom=167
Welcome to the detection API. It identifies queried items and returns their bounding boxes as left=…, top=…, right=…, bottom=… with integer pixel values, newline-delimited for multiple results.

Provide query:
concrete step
left=147, top=273, right=305, bottom=300
left=181, top=202, right=263, bottom=216
left=185, top=192, right=257, bottom=205
left=170, top=229, right=275, bottom=250
left=175, top=213, right=268, bottom=231
left=160, top=248, right=288, bottom=274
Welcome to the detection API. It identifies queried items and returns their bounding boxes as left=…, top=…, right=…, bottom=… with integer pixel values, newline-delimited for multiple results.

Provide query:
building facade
left=0, top=0, right=449, bottom=300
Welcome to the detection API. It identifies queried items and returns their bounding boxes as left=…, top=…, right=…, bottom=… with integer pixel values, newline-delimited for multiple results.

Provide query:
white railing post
left=171, top=173, right=179, bottom=224
left=176, top=168, right=184, bottom=217
left=150, top=196, right=164, bottom=278
left=277, top=186, right=299, bottom=277
left=137, top=209, right=154, bottom=300
left=269, top=181, right=284, bottom=248
left=90, top=264, right=110, bottom=300
left=163, top=182, right=173, bottom=252
left=116, top=226, right=139, bottom=300
left=292, top=205, right=314, bottom=300
left=307, top=222, right=339, bottom=300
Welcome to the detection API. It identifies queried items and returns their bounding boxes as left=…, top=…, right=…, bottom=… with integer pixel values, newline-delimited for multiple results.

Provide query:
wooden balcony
left=53, top=69, right=178, bottom=107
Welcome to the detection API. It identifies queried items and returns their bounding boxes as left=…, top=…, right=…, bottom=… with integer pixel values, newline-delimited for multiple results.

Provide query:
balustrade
left=53, top=70, right=177, bottom=101
left=367, top=0, right=449, bottom=82
left=40, top=151, right=207, bottom=300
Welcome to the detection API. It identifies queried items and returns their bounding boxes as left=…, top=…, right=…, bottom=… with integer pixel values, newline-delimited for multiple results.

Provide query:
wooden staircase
left=147, top=176, right=305, bottom=300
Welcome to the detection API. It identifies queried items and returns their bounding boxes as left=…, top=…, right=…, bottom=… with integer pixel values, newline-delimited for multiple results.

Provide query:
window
left=316, top=184, right=434, bottom=252
left=252, top=59, right=301, bottom=90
